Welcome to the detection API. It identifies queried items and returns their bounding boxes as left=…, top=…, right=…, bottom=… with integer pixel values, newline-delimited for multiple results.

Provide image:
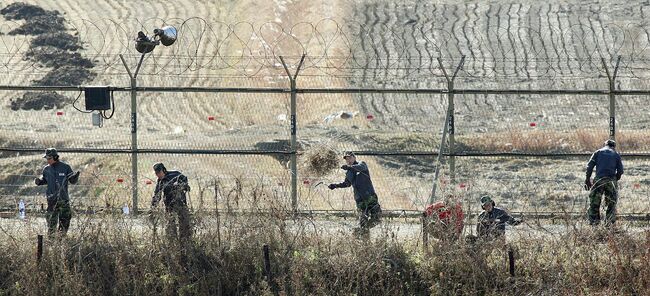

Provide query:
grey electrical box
left=92, top=112, right=103, bottom=127
left=84, top=86, right=111, bottom=110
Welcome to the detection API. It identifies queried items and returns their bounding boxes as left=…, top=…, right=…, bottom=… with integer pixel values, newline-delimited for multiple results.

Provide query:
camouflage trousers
left=588, top=177, right=618, bottom=226
left=356, top=194, right=382, bottom=230
left=46, top=199, right=72, bottom=235
left=165, top=203, right=192, bottom=241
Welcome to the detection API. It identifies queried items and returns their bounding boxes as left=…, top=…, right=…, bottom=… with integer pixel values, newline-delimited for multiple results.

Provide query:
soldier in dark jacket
left=328, top=152, right=381, bottom=236
left=476, top=195, right=520, bottom=239
left=151, top=163, right=192, bottom=240
left=34, top=148, right=80, bottom=235
left=585, top=139, right=624, bottom=226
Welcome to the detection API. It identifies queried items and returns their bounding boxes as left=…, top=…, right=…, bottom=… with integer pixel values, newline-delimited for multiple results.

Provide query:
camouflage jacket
left=152, top=170, right=190, bottom=209
left=476, top=207, right=516, bottom=237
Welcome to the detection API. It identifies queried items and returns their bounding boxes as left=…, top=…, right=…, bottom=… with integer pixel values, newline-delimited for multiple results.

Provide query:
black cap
left=43, top=148, right=58, bottom=158
left=480, top=195, right=493, bottom=206
left=153, top=163, right=166, bottom=172
left=605, top=139, right=616, bottom=148
left=343, top=151, right=356, bottom=159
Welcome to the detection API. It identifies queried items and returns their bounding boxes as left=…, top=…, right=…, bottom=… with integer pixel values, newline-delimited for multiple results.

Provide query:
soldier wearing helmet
left=585, top=139, right=624, bottom=226
left=34, top=148, right=80, bottom=236
left=476, top=195, right=521, bottom=238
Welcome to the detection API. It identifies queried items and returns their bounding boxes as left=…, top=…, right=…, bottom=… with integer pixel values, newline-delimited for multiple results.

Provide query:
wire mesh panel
left=615, top=94, right=650, bottom=154
left=0, top=90, right=131, bottom=149
left=298, top=154, right=436, bottom=212
left=296, top=93, right=446, bottom=153
left=136, top=92, right=290, bottom=150
left=452, top=156, right=649, bottom=214
left=295, top=93, right=444, bottom=211
left=453, top=157, right=585, bottom=214
left=0, top=153, right=132, bottom=210
left=616, top=158, right=650, bottom=213
left=136, top=154, right=291, bottom=211
left=453, top=94, right=611, bottom=153
left=0, top=153, right=296, bottom=213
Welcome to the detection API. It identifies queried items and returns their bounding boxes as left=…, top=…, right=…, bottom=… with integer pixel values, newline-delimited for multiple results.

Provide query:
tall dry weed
left=0, top=181, right=647, bottom=295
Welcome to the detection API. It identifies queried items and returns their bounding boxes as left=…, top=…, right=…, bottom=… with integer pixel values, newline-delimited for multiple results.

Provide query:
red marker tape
left=459, top=183, right=467, bottom=189
left=145, top=180, right=153, bottom=185
left=529, top=122, right=536, bottom=127
left=303, top=179, right=311, bottom=185
left=117, top=178, right=124, bottom=183
left=366, top=114, right=374, bottom=120
left=208, top=116, right=215, bottom=121
left=56, top=111, right=64, bottom=116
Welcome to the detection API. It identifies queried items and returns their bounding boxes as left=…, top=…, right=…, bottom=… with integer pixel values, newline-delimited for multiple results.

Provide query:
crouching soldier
left=328, top=152, right=381, bottom=238
left=151, top=163, right=192, bottom=241
left=34, top=148, right=80, bottom=236
left=476, top=195, right=521, bottom=239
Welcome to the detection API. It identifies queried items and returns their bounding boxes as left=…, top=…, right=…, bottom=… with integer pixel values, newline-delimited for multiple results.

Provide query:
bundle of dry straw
left=302, top=145, right=340, bottom=177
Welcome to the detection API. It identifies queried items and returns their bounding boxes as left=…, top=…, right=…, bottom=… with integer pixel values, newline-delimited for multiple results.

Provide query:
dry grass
left=0, top=218, right=646, bottom=295
left=0, top=187, right=647, bottom=296
left=458, top=129, right=650, bottom=153
left=301, top=145, right=340, bottom=177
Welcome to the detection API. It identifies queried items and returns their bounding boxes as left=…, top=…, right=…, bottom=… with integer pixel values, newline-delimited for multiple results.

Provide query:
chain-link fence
left=1, top=15, right=649, bottom=217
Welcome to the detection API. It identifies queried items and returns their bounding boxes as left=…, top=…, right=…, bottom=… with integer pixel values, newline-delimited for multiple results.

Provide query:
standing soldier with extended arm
left=34, top=148, right=80, bottom=236
left=585, top=140, right=624, bottom=226
left=328, top=152, right=381, bottom=238
left=151, top=163, right=192, bottom=241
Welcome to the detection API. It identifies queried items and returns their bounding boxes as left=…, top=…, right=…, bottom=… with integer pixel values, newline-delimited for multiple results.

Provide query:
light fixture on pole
left=120, top=25, right=177, bottom=216
left=135, top=26, right=177, bottom=53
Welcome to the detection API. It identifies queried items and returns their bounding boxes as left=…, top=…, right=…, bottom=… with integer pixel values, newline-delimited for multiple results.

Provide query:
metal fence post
left=279, top=55, right=305, bottom=213
left=508, top=246, right=515, bottom=276
left=434, top=56, right=465, bottom=187
left=429, top=103, right=451, bottom=204
left=130, top=75, right=139, bottom=214
left=120, top=53, right=146, bottom=215
left=36, top=234, right=43, bottom=264
left=602, top=55, right=621, bottom=141
left=437, top=57, right=465, bottom=184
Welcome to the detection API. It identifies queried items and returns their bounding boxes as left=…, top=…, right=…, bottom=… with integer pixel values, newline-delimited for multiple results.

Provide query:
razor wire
left=3, top=16, right=650, bottom=82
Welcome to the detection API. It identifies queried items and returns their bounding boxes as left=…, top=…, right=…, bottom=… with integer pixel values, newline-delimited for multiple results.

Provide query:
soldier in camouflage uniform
left=329, top=152, right=381, bottom=238
left=151, top=163, right=192, bottom=241
left=476, top=195, right=521, bottom=239
left=585, top=140, right=624, bottom=226
left=34, top=148, right=80, bottom=236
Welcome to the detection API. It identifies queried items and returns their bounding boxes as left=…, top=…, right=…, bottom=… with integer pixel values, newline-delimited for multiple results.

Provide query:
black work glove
left=584, top=178, right=592, bottom=191
left=34, top=178, right=45, bottom=186
left=616, top=173, right=622, bottom=181
left=341, top=165, right=351, bottom=170
left=67, top=171, right=81, bottom=184
left=328, top=184, right=337, bottom=190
